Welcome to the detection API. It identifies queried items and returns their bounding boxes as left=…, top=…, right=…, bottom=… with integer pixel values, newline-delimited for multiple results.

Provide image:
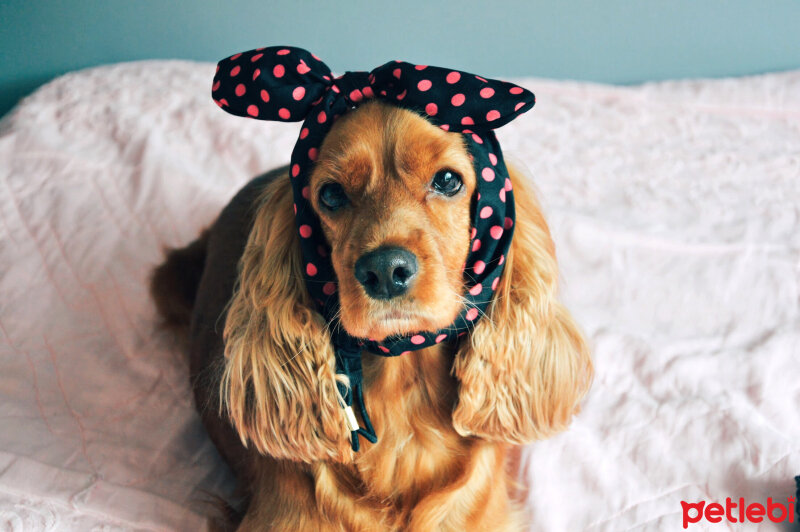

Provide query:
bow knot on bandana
left=213, top=46, right=535, bottom=452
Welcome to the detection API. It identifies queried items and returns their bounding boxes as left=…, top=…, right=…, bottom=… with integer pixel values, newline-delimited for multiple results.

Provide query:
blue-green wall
left=2, top=0, right=799, bottom=117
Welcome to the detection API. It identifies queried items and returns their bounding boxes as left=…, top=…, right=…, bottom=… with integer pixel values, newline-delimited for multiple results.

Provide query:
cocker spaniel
left=151, top=48, right=592, bottom=531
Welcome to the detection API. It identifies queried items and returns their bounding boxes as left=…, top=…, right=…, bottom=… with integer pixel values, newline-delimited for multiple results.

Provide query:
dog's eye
left=319, top=183, right=349, bottom=211
left=431, top=170, right=463, bottom=196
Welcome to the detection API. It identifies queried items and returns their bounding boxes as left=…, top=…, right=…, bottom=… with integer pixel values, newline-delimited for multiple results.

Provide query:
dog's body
left=152, top=102, right=592, bottom=530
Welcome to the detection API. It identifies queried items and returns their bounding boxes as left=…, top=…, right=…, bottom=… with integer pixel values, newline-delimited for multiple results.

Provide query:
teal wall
left=2, top=0, right=799, bottom=117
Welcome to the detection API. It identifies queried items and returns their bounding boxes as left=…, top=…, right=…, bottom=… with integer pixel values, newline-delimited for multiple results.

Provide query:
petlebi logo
left=681, top=497, right=797, bottom=528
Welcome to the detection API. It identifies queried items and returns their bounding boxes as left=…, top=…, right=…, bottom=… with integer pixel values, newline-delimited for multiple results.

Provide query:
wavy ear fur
left=220, top=175, right=353, bottom=463
left=452, top=166, right=593, bottom=443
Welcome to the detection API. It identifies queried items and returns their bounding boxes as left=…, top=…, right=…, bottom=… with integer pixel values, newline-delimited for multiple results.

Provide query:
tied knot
left=334, top=71, right=375, bottom=105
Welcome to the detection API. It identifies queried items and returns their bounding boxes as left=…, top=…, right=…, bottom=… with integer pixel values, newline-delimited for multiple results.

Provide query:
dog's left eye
left=431, top=170, right=463, bottom=196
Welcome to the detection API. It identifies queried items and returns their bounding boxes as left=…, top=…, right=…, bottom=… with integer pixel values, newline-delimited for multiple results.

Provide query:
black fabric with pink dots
left=213, top=46, right=535, bottom=451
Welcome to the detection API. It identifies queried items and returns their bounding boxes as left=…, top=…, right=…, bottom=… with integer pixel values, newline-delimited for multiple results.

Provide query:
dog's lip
left=378, top=310, right=417, bottom=321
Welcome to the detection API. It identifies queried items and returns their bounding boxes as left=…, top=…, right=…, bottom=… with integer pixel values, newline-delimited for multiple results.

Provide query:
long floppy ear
left=220, top=175, right=353, bottom=463
left=452, top=166, right=593, bottom=443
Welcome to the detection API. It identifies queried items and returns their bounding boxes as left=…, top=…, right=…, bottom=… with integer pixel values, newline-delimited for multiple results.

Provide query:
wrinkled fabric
left=0, top=61, right=798, bottom=530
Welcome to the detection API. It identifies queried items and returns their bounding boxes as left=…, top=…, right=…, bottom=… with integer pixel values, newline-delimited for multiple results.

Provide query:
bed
left=1, top=61, right=798, bottom=531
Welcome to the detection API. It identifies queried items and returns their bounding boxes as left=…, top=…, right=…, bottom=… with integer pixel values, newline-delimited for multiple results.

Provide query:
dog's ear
left=220, top=176, right=353, bottom=463
left=452, top=168, right=593, bottom=443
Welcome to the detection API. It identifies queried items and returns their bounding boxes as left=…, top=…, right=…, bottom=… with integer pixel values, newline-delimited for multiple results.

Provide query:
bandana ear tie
left=335, top=346, right=378, bottom=452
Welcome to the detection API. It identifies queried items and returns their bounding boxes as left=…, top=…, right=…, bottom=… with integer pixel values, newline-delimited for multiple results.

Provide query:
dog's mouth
left=340, top=299, right=462, bottom=342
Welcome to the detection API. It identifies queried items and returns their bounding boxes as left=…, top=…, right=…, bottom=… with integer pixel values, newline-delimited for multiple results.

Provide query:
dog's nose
left=354, top=246, right=418, bottom=300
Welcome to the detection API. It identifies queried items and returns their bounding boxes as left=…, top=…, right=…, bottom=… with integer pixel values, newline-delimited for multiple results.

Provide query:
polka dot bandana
left=213, top=46, right=535, bottom=451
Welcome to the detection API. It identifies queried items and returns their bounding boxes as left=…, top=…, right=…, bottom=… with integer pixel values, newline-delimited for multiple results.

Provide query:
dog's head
left=309, top=101, right=473, bottom=341
left=221, top=100, right=593, bottom=462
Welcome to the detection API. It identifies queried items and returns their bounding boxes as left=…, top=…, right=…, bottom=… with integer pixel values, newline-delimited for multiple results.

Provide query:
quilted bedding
left=0, top=61, right=798, bottom=531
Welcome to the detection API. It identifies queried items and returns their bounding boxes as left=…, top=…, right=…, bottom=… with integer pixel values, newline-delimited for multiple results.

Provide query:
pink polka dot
left=252, top=68, right=261, bottom=80
left=308, top=148, right=318, bottom=161
left=278, top=108, right=290, bottom=119
left=492, top=277, right=500, bottom=290
left=260, top=89, right=270, bottom=102
left=299, top=225, right=312, bottom=238
left=488, top=153, right=498, bottom=165
left=499, top=188, right=506, bottom=202
left=411, top=335, right=425, bottom=345
left=486, top=110, right=501, bottom=121
left=415, top=65, right=427, bottom=70
left=469, top=284, right=482, bottom=296
left=474, top=261, right=486, bottom=274
left=466, top=308, right=479, bottom=321
left=218, top=98, right=228, bottom=107
left=293, top=203, right=297, bottom=214
left=479, top=206, right=493, bottom=219
left=212, top=80, right=220, bottom=92
left=235, top=83, right=246, bottom=96
left=490, top=226, right=503, bottom=239
left=251, top=53, right=263, bottom=62
left=362, top=86, right=374, bottom=98
left=378, top=345, right=390, bottom=353
left=435, top=333, right=447, bottom=343
left=471, top=227, right=477, bottom=239
left=475, top=75, right=488, bottom=82
left=514, top=102, right=525, bottom=111
left=504, top=217, right=514, bottom=229
left=273, top=64, right=285, bottom=78
left=331, top=84, right=340, bottom=93
left=471, top=133, right=483, bottom=144
left=302, top=186, right=310, bottom=199
left=446, top=71, right=461, bottom=84
left=472, top=239, right=481, bottom=252
left=306, top=263, right=318, bottom=276
left=349, top=89, right=363, bottom=102
left=509, top=86, right=523, bottom=95
left=498, top=254, right=505, bottom=265
left=393, top=68, right=402, bottom=79
left=291, top=164, right=300, bottom=177
left=230, top=65, right=240, bottom=77
left=451, top=93, right=465, bottom=106
left=440, top=124, right=450, bottom=131
left=322, top=282, right=336, bottom=295
left=292, top=86, right=306, bottom=100
left=504, top=178, right=513, bottom=191
left=246, top=105, right=258, bottom=117
left=317, top=111, right=327, bottom=123
left=230, top=53, right=242, bottom=60
left=417, top=79, right=432, bottom=91
left=461, top=116, right=474, bottom=125
left=297, top=60, right=311, bottom=74
left=400, top=351, right=411, bottom=356
left=425, top=103, right=438, bottom=116
left=300, top=128, right=309, bottom=139
left=277, top=49, right=290, bottom=55
left=397, top=89, right=407, bottom=100
left=480, top=87, right=495, bottom=98
left=481, top=168, right=495, bottom=182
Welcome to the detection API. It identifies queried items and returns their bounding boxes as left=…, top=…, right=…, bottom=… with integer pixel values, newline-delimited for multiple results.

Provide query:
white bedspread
left=1, top=61, right=798, bottom=531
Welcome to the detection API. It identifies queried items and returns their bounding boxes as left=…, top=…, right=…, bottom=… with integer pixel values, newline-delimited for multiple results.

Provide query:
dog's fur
left=151, top=101, right=593, bottom=531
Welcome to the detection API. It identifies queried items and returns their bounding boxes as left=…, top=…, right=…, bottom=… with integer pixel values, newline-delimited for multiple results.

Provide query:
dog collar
left=213, top=46, right=534, bottom=451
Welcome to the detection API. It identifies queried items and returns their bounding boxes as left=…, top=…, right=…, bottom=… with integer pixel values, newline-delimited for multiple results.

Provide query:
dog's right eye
left=319, top=183, right=349, bottom=211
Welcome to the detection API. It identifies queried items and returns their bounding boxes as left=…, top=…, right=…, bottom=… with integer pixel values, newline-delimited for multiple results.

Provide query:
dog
left=151, top=99, right=593, bottom=530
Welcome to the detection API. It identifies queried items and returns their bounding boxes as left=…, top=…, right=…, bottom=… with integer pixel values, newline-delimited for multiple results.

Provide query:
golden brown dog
left=152, top=100, right=593, bottom=531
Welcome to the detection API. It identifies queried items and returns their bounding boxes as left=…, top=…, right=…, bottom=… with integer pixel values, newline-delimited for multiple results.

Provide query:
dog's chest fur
left=353, top=344, right=471, bottom=503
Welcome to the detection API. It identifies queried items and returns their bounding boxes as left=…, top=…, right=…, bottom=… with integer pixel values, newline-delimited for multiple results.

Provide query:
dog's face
left=309, top=101, right=476, bottom=341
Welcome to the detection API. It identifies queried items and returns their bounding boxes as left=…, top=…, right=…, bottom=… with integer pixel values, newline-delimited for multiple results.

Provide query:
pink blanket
left=1, top=61, right=798, bottom=530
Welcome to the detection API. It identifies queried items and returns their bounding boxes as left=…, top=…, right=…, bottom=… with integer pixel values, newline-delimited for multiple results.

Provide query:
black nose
left=354, top=246, right=418, bottom=300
